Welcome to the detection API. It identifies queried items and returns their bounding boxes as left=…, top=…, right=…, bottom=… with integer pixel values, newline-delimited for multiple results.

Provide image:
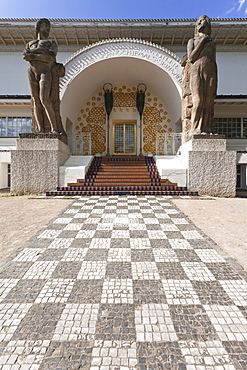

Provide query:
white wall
left=1, top=50, right=246, bottom=96
left=176, top=51, right=247, bottom=95
left=0, top=151, right=11, bottom=188
left=0, top=51, right=72, bottom=95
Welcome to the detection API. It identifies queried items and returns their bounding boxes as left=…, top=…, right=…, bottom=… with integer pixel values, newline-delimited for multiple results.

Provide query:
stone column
left=11, top=134, right=70, bottom=194
left=187, top=135, right=236, bottom=197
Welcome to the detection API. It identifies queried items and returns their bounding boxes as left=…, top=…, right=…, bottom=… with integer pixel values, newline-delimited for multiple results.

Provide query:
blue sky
left=1, top=0, right=247, bottom=19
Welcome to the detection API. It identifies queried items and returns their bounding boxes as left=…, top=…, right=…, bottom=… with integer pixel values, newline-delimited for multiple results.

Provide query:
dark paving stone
left=176, top=224, right=197, bottom=231
left=39, top=340, right=94, bottom=370
left=12, top=303, right=65, bottom=341
left=106, top=262, right=132, bottom=279
left=68, top=280, right=103, bottom=303
left=51, top=261, right=82, bottom=279
left=0, top=261, right=33, bottom=279
left=46, top=224, right=65, bottom=230
left=2, top=279, right=45, bottom=303
left=94, top=231, right=112, bottom=238
left=149, top=239, right=171, bottom=248
left=95, top=304, right=136, bottom=341
left=191, top=281, right=235, bottom=305
left=84, top=249, right=108, bottom=261
left=169, top=304, right=218, bottom=341
left=223, top=341, right=247, bottom=370
left=130, top=230, right=149, bottom=238
left=238, top=306, right=247, bottom=320
left=206, top=263, right=243, bottom=280
left=22, top=238, right=52, bottom=249
left=70, top=238, right=92, bottom=248
left=142, top=214, right=157, bottom=218
left=175, top=249, right=202, bottom=262
left=145, top=224, right=162, bottom=231
left=133, top=280, right=167, bottom=304
left=37, top=249, right=66, bottom=261
left=80, top=224, right=98, bottom=230
left=131, top=249, right=155, bottom=262
left=59, top=230, right=79, bottom=238
left=156, top=262, right=188, bottom=280
left=113, top=224, right=130, bottom=230
left=110, top=238, right=131, bottom=248
left=189, top=240, right=216, bottom=249
left=137, top=341, right=186, bottom=370
left=165, top=231, right=185, bottom=239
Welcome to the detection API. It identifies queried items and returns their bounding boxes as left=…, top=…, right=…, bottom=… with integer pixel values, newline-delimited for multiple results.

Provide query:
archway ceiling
left=60, top=57, right=181, bottom=126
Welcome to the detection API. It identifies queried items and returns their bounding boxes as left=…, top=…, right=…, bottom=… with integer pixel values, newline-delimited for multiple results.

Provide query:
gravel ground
left=172, top=197, right=247, bottom=271
left=0, top=194, right=246, bottom=271
left=0, top=195, right=72, bottom=262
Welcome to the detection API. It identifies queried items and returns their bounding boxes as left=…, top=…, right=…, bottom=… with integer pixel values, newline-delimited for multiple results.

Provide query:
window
left=214, top=117, right=247, bottom=138
left=0, top=117, right=32, bottom=137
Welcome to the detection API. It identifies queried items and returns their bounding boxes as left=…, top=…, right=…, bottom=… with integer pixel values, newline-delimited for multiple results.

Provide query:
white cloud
left=225, top=6, right=236, bottom=14
left=237, top=0, right=246, bottom=11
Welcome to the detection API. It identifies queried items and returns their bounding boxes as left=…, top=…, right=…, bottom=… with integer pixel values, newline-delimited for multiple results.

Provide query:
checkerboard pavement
left=0, top=195, right=247, bottom=369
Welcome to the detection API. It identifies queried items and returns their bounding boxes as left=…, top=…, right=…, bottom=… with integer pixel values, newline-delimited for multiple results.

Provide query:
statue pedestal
left=11, top=134, right=70, bottom=194
left=180, top=135, right=237, bottom=197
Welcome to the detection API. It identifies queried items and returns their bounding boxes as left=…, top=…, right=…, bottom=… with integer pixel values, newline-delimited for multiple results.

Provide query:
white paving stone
left=0, top=303, right=32, bottom=341
left=0, top=279, right=19, bottom=303
left=219, top=280, right=247, bottom=306
left=203, top=305, right=247, bottom=341
left=13, top=248, right=44, bottom=262
left=101, top=279, right=133, bottom=304
left=182, top=262, right=216, bottom=281
left=162, top=280, right=201, bottom=305
left=22, top=261, right=59, bottom=279
left=107, top=248, right=131, bottom=262
left=195, top=249, right=226, bottom=263
left=48, top=238, right=74, bottom=249
left=35, top=279, right=74, bottom=303
left=53, top=304, right=99, bottom=341
left=153, top=249, right=179, bottom=262
left=169, top=239, right=193, bottom=249
left=130, top=238, right=151, bottom=249
left=132, top=262, right=160, bottom=280
left=135, top=303, right=177, bottom=342
left=77, top=261, right=107, bottom=279
left=62, top=248, right=88, bottom=262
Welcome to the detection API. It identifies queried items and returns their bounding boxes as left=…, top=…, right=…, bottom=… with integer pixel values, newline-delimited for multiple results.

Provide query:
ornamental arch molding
left=60, top=39, right=183, bottom=128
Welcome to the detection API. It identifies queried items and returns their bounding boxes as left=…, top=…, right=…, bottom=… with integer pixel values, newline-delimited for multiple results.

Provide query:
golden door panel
left=113, top=122, right=136, bottom=155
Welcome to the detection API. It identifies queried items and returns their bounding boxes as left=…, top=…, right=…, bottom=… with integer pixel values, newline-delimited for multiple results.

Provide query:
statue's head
left=195, top=15, right=211, bottom=36
left=35, top=18, right=50, bottom=38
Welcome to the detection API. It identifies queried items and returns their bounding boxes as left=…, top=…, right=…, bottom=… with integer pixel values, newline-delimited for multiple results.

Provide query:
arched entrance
left=60, top=39, right=183, bottom=155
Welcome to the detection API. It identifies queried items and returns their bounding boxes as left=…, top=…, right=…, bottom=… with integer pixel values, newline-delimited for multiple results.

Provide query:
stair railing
left=68, top=133, right=92, bottom=155
left=156, top=132, right=182, bottom=155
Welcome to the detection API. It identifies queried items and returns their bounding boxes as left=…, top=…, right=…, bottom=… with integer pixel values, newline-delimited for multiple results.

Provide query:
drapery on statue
left=182, top=15, right=217, bottom=142
left=23, top=18, right=65, bottom=134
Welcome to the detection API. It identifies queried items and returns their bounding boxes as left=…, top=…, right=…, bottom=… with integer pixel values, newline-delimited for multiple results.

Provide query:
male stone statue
left=182, top=15, right=217, bottom=141
left=23, top=18, right=65, bottom=134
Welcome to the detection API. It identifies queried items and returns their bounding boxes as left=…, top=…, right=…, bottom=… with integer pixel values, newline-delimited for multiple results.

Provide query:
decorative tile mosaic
left=0, top=195, right=246, bottom=369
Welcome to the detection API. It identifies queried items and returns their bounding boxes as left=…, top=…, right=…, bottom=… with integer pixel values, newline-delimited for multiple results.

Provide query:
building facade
left=0, top=18, right=247, bottom=190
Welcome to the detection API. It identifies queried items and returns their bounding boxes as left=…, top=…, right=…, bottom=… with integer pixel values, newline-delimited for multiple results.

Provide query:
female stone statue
left=187, top=15, right=217, bottom=135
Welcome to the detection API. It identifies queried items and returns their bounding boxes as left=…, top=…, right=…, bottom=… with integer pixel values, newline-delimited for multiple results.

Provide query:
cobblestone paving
left=0, top=195, right=247, bottom=369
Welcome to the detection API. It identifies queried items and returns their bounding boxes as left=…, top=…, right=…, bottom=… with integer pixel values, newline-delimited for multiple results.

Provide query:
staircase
left=46, top=156, right=198, bottom=196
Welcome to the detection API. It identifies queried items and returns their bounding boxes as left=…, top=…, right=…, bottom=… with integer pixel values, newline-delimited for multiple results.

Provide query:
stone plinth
left=11, top=135, right=70, bottom=194
left=187, top=135, right=236, bottom=197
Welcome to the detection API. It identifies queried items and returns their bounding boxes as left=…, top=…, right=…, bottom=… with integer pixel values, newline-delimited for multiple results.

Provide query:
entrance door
left=113, top=122, right=136, bottom=155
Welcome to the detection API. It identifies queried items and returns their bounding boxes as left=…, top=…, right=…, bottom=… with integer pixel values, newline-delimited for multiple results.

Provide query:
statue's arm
left=187, top=36, right=210, bottom=63
left=23, top=40, right=57, bottom=61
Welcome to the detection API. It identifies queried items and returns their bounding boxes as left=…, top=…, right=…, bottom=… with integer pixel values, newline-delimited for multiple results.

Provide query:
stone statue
left=23, top=18, right=65, bottom=134
left=182, top=15, right=217, bottom=141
